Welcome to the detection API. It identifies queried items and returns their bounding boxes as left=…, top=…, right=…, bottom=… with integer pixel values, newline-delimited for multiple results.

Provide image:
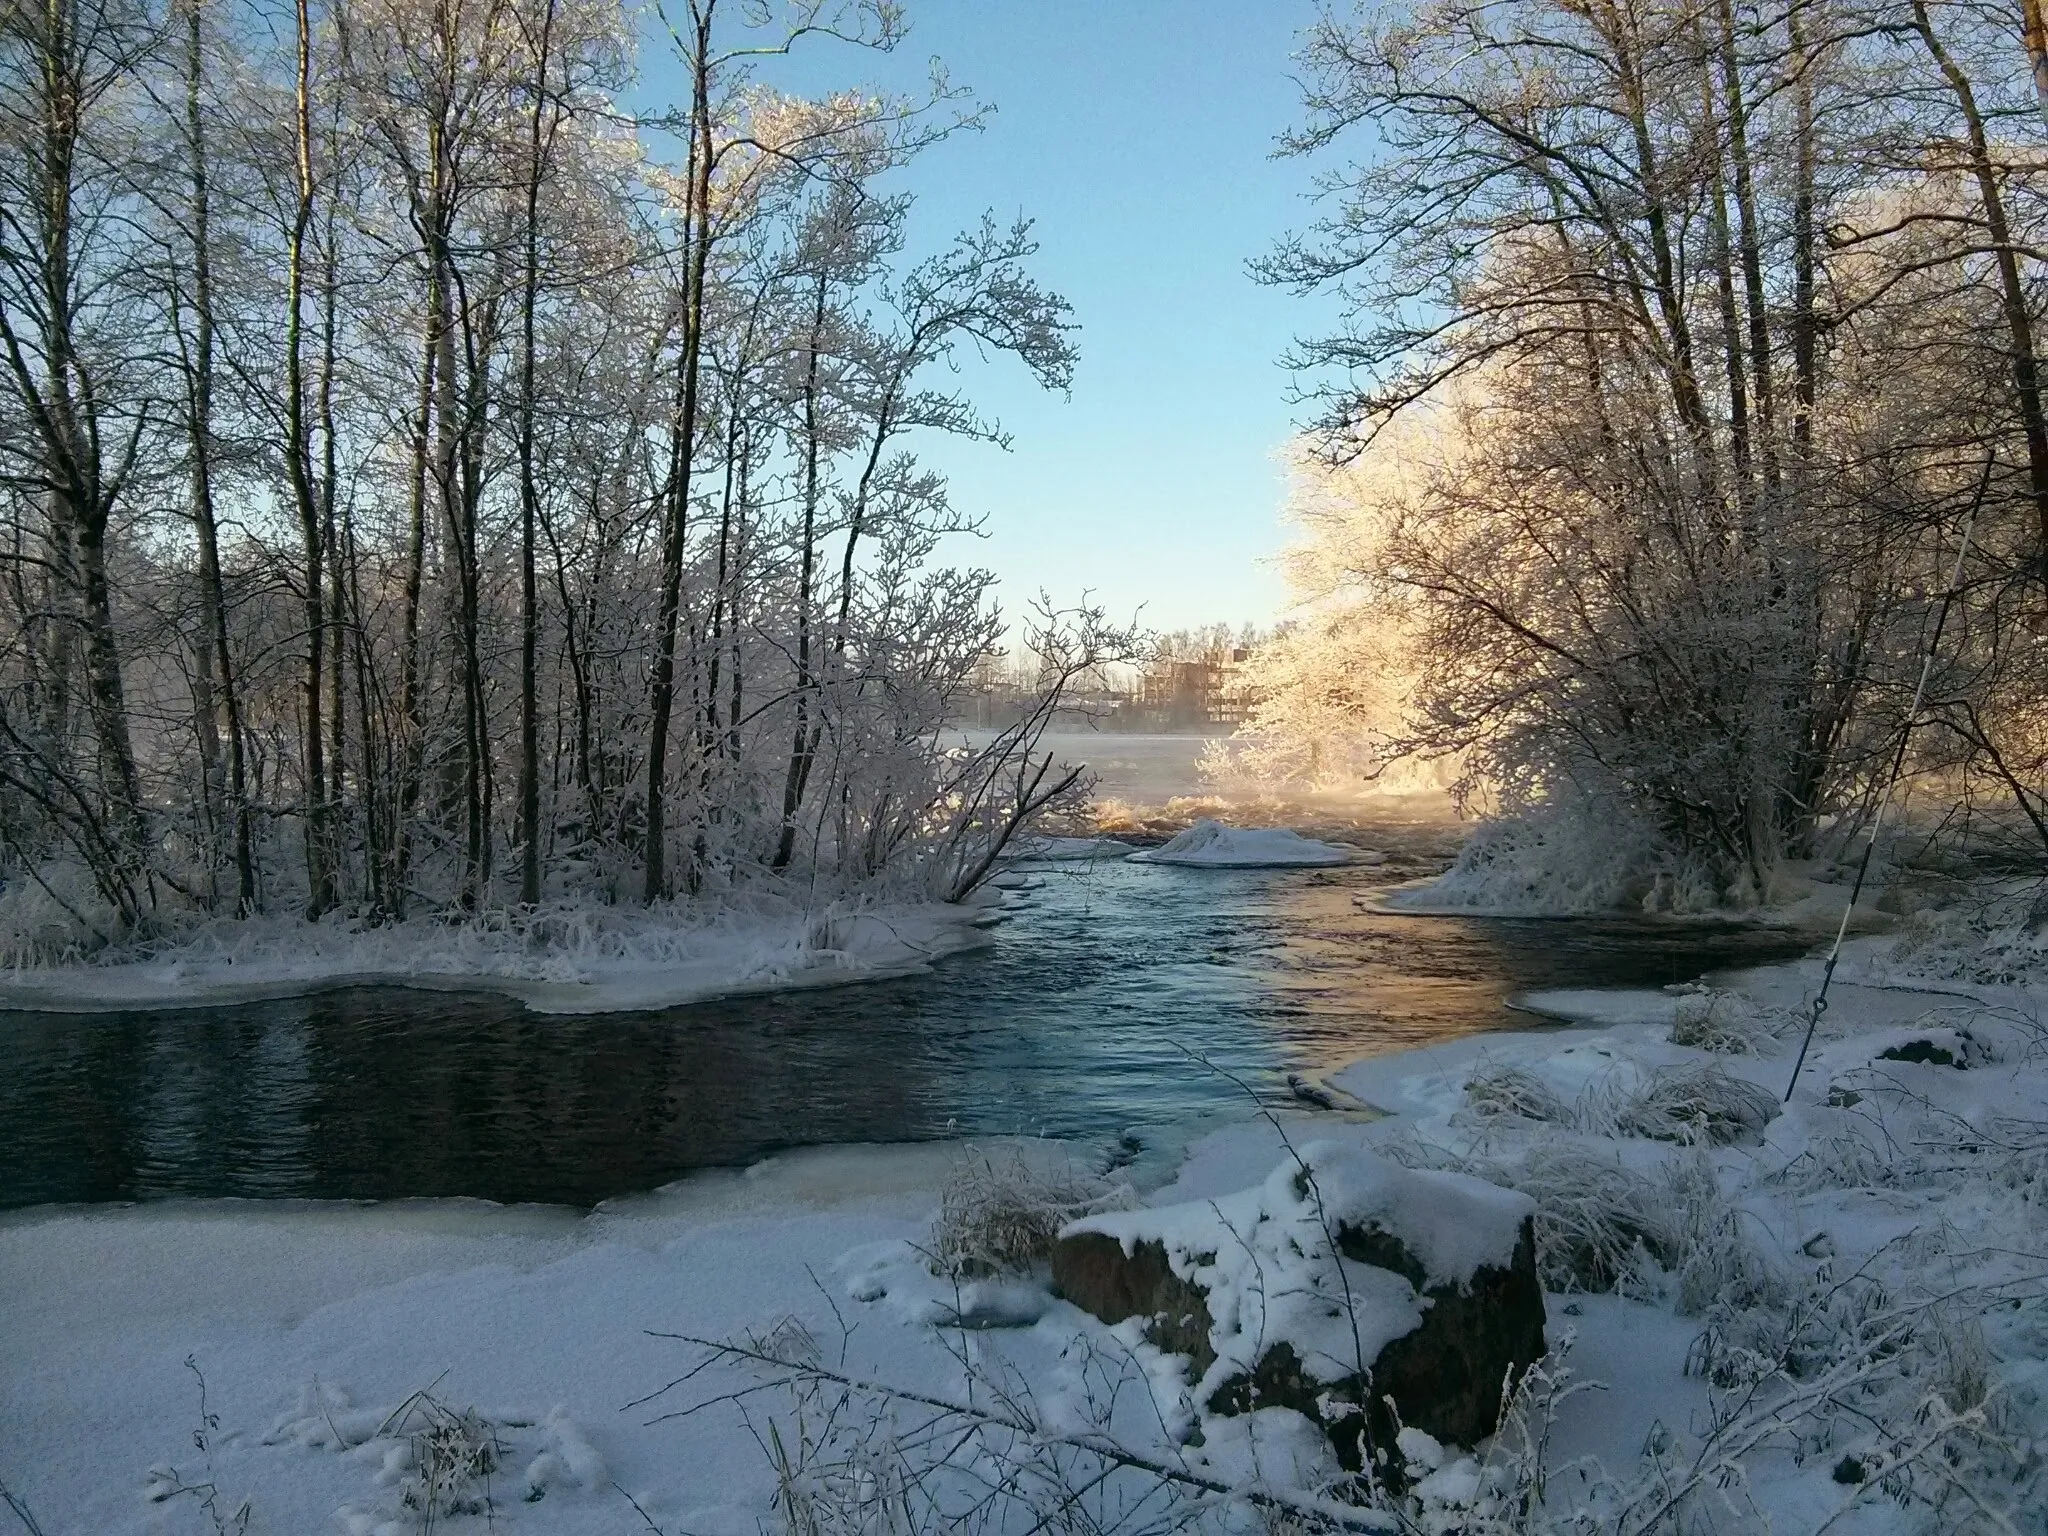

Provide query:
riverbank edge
left=0, top=897, right=997, bottom=1017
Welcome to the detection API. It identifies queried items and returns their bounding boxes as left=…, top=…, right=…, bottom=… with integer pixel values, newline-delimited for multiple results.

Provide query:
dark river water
left=0, top=843, right=1817, bottom=1210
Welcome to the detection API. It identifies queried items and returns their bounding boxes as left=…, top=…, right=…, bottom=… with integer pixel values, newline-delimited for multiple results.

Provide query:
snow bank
left=1317, top=968, right=2048, bottom=1525
left=0, top=898, right=991, bottom=1015
left=1124, top=818, right=1351, bottom=867
left=0, top=1139, right=1097, bottom=1536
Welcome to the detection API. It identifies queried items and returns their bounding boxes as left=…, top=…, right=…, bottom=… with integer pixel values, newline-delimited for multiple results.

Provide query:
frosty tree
left=0, top=0, right=1109, bottom=950
left=1242, top=0, right=2048, bottom=905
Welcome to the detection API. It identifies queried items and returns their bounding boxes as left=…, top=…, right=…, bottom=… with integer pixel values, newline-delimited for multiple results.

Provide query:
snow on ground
left=6, top=938, right=2048, bottom=1533
left=1327, top=955, right=2048, bottom=1530
left=0, top=1143, right=1091, bottom=1536
left=0, top=898, right=992, bottom=1016
left=1125, top=818, right=1352, bottom=867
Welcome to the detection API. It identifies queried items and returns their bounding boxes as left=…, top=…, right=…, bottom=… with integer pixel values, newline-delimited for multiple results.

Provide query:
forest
left=0, top=0, right=1112, bottom=958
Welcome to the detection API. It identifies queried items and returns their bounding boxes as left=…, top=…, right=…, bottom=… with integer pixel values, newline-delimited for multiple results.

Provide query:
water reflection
left=0, top=860, right=1815, bottom=1210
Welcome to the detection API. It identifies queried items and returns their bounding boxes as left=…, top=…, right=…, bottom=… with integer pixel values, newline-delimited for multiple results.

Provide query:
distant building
left=954, top=642, right=1266, bottom=733
left=1133, top=648, right=1260, bottom=728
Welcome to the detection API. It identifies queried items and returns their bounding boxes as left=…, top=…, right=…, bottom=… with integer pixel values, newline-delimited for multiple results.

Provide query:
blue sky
left=655, top=1, right=1346, bottom=638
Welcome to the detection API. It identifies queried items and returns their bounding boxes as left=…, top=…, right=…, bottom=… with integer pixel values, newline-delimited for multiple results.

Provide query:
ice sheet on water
left=0, top=897, right=990, bottom=1015
left=1001, top=834, right=1134, bottom=861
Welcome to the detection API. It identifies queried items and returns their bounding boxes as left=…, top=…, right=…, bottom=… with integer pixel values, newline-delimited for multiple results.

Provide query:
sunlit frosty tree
left=1242, top=0, right=2048, bottom=906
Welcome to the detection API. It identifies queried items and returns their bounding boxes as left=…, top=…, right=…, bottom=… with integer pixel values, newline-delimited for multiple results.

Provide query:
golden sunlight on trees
left=1231, top=0, right=2048, bottom=908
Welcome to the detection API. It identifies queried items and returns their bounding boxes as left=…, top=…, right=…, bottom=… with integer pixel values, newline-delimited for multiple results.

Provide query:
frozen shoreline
left=0, top=898, right=994, bottom=1016
left=1374, top=867, right=1898, bottom=933
left=4, top=938, right=2045, bottom=1531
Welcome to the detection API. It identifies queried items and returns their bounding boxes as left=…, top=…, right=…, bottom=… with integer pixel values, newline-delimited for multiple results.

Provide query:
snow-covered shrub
left=1917, top=1305, right=1996, bottom=1422
left=1461, top=1064, right=1574, bottom=1125
left=1371, top=1354, right=1591, bottom=1536
left=1417, top=796, right=1707, bottom=915
left=1630, top=1291, right=2024, bottom=1535
left=1510, top=1145, right=1672, bottom=1294
left=1769, top=1118, right=1901, bottom=1194
left=1668, top=989, right=1788, bottom=1055
left=391, top=1398, right=500, bottom=1523
left=0, top=861, right=119, bottom=967
left=1657, top=1152, right=1779, bottom=1320
left=1881, top=890, right=2048, bottom=985
left=1986, top=1119, right=2048, bottom=1206
left=684, top=1315, right=1221, bottom=1536
left=928, top=1150, right=1132, bottom=1279
left=1616, top=1064, right=1780, bottom=1146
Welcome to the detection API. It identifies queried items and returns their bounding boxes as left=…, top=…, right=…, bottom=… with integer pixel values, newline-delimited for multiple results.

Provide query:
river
left=0, top=762, right=1816, bottom=1210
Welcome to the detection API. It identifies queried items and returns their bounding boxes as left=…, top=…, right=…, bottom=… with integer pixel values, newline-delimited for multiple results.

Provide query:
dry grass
left=1668, top=990, right=1788, bottom=1055
left=929, top=1149, right=1134, bottom=1279
left=367, top=1391, right=503, bottom=1530
left=1462, top=1063, right=1574, bottom=1125
left=1617, top=1063, right=1780, bottom=1146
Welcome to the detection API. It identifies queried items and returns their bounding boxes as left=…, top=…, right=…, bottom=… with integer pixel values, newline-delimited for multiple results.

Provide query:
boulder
left=1051, top=1144, right=1544, bottom=1476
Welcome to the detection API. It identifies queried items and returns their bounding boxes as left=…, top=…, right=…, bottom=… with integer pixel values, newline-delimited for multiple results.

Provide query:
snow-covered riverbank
left=4, top=936, right=2044, bottom=1533
left=0, top=898, right=993, bottom=1015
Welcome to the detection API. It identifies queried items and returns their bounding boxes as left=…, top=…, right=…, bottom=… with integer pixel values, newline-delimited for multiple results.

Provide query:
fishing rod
left=1783, top=452, right=1994, bottom=1103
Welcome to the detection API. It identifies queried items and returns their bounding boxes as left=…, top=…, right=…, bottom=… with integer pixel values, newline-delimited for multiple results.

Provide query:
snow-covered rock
left=1050, top=1143, right=1544, bottom=1471
left=1124, top=819, right=1351, bottom=868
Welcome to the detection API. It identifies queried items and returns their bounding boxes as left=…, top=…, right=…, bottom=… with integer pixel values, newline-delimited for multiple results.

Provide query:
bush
left=1511, top=1144, right=1670, bottom=1293
left=1417, top=798, right=1668, bottom=914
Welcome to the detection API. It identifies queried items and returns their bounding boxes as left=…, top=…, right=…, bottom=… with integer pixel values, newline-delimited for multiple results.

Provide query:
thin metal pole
left=1784, top=456, right=1991, bottom=1102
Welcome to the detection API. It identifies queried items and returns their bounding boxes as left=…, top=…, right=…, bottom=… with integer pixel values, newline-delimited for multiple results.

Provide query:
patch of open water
left=0, top=842, right=1819, bottom=1210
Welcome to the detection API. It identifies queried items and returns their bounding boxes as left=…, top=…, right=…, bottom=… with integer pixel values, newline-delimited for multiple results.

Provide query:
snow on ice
left=0, top=898, right=993, bottom=1016
left=1125, top=818, right=1352, bottom=867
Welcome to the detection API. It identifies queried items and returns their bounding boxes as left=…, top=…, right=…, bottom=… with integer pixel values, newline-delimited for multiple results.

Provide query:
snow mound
left=1124, top=819, right=1350, bottom=868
